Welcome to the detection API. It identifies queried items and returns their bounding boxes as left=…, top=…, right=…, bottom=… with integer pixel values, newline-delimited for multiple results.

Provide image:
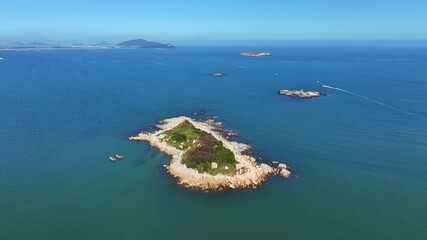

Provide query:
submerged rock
left=206, top=119, right=224, bottom=128
left=195, top=109, right=207, bottom=115
left=225, top=130, right=240, bottom=138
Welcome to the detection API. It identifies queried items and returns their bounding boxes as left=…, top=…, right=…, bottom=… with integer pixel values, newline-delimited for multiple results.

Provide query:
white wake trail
left=322, top=85, right=427, bottom=120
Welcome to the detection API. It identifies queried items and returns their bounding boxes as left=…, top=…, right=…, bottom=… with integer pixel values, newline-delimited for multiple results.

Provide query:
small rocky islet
left=129, top=116, right=291, bottom=191
left=108, top=154, right=124, bottom=162
left=240, top=52, right=272, bottom=57
left=212, top=73, right=228, bottom=77
left=278, top=89, right=327, bottom=99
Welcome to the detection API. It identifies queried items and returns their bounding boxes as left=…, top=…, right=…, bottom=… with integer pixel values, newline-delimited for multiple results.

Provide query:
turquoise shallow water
left=1, top=46, right=427, bottom=239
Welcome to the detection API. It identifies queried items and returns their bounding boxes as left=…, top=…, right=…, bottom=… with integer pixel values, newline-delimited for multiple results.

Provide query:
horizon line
left=2, top=39, right=427, bottom=45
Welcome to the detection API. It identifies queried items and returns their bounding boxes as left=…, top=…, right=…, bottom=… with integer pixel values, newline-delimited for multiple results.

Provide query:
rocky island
left=240, top=52, right=272, bottom=57
left=212, top=73, right=227, bottom=77
left=278, top=89, right=327, bottom=98
left=129, top=116, right=290, bottom=191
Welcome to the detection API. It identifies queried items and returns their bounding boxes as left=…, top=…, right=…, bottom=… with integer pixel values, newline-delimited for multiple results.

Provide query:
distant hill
left=94, top=42, right=111, bottom=46
left=116, top=39, right=175, bottom=48
left=3, top=42, right=54, bottom=48
left=27, top=42, right=53, bottom=47
left=0, top=39, right=175, bottom=49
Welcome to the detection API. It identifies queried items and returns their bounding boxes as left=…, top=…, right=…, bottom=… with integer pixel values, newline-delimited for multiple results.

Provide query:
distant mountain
left=116, top=39, right=175, bottom=48
left=27, top=42, right=53, bottom=47
left=2, top=42, right=54, bottom=48
left=5, top=42, right=26, bottom=48
left=93, top=42, right=111, bottom=46
left=0, top=39, right=175, bottom=49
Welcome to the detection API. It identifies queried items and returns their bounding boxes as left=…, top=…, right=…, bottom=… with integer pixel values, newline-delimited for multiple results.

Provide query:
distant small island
left=240, top=52, right=272, bottom=57
left=129, top=116, right=290, bottom=191
left=212, top=73, right=227, bottom=77
left=278, top=89, right=327, bottom=98
left=116, top=39, right=175, bottom=49
left=0, top=39, right=175, bottom=50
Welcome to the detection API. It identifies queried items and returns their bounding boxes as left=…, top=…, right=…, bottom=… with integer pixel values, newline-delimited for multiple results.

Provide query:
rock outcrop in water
left=278, top=89, right=327, bottom=98
left=195, top=109, right=208, bottom=115
left=212, top=73, right=227, bottom=77
left=240, top=52, right=272, bottom=57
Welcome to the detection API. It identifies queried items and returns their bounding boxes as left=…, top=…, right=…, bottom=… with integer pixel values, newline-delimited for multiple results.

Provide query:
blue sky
left=1, top=0, right=427, bottom=43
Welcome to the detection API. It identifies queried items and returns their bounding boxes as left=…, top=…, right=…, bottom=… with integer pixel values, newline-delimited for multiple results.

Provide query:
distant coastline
left=0, top=38, right=175, bottom=50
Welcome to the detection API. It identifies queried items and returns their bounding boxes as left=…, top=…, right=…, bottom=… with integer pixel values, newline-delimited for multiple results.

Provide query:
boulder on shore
left=260, top=163, right=275, bottom=174
left=280, top=169, right=291, bottom=178
left=277, top=163, right=287, bottom=169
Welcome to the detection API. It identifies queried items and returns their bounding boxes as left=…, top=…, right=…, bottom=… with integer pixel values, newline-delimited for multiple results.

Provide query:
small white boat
left=0, top=57, right=4, bottom=61
left=115, top=155, right=124, bottom=159
left=109, top=156, right=117, bottom=161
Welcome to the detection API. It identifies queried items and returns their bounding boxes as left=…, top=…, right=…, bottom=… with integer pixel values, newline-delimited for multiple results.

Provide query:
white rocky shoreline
left=129, top=116, right=290, bottom=191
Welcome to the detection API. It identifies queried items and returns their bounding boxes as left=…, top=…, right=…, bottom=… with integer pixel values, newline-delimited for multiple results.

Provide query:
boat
left=115, top=155, right=124, bottom=159
left=109, top=156, right=117, bottom=161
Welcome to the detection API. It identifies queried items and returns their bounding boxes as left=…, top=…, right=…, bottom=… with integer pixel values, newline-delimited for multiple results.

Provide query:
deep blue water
left=1, top=45, right=427, bottom=240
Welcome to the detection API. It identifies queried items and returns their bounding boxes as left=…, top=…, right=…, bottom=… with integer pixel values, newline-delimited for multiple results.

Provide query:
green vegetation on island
left=161, top=120, right=237, bottom=175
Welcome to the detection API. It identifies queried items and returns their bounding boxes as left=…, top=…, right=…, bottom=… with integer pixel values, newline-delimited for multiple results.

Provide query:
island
left=278, top=89, right=327, bottom=98
left=212, top=73, right=227, bottom=77
left=116, top=39, right=175, bottom=49
left=129, top=116, right=290, bottom=191
left=240, top=52, right=272, bottom=57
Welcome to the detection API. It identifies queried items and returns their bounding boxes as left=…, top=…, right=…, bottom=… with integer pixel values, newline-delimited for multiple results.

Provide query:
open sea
left=1, top=45, right=426, bottom=239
